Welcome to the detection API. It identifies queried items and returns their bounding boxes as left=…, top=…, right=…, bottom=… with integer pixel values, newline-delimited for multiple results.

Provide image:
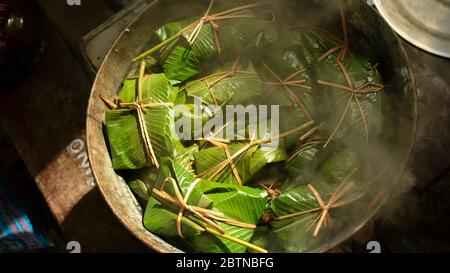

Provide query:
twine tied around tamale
left=197, top=120, right=316, bottom=182
left=259, top=181, right=282, bottom=201
left=312, top=0, right=349, bottom=63
left=318, top=56, right=384, bottom=148
left=313, top=0, right=384, bottom=149
left=197, top=122, right=244, bottom=186
left=151, top=177, right=257, bottom=239
left=182, top=0, right=276, bottom=56
left=261, top=62, right=314, bottom=122
left=179, top=57, right=259, bottom=106
left=286, top=138, right=324, bottom=164
left=304, top=1, right=384, bottom=148
left=274, top=168, right=364, bottom=237
left=132, top=0, right=274, bottom=62
left=100, top=62, right=174, bottom=169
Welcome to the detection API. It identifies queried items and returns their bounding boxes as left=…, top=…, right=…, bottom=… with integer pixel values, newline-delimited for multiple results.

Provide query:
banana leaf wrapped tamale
left=135, top=1, right=274, bottom=85
left=271, top=149, right=365, bottom=252
left=144, top=157, right=268, bottom=253
left=103, top=71, right=197, bottom=170
left=298, top=28, right=386, bottom=148
left=182, top=59, right=263, bottom=106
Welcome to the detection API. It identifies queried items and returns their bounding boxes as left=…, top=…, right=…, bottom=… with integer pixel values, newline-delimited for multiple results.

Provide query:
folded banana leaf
left=191, top=181, right=268, bottom=253
left=296, top=28, right=386, bottom=147
left=184, top=60, right=263, bottom=106
left=144, top=157, right=268, bottom=253
left=105, top=73, right=194, bottom=170
left=313, top=56, right=385, bottom=146
left=174, top=102, right=212, bottom=141
left=193, top=142, right=287, bottom=185
left=278, top=106, right=313, bottom=150
left=126, top=168, right=158, bottom=201
left=270, top=181, right=348, bottom=252
left=249, top=226, right=284, bottom=253
left=252, top=29, right=313, bottom=118
left=285, top=143, right=327, bottom=183
left=271, top=148, right=364, bottom=252
left=154, top=8, right=269, bottom=85
left=318, top=148, right=360, bottom=186
left=270, top=183, right=323, bottom=252
left=299, top=29, right=341, bottom=65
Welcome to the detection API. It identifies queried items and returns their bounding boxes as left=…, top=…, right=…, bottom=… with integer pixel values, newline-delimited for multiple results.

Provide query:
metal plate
left=375, top=0, right=450, bottom=58
left=80, top=0, right=152, bottom=76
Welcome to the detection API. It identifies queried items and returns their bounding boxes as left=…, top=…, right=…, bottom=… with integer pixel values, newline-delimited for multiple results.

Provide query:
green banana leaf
left=273, top=213, right=324, bottom=253
left=127, top=168, right=158, bottom=201
left=192, top=181, right=268, bottom=253
left=154, top=10, right=269, bottom=85
left=144, top=197, right=205, bottom=238
left=254, top=29, right=312, bottom=108
left=193, top=142, right=287, bottom=185
left=128, top=179, right=149, bottom=201
left=271, top=184, right=319, bottom=228
left=270, top=170, right=360, bottom=252
left=270, top=184, right=323, bottom=252
left=184, top=60, right=263, bottom=106
left=117, top=74, right=179, bottom=103
left=250, top=29, right=316, bottom=151
left=105, top=110, right=146, bottom=170
left=278, top=106, right=313, bottom=150
left=317, top=57, right=385, bottom=147
left=299, top=29, right=340, bottom=65
left=249, top=227, right=284, bottom=253
left=105, top=73, right=192, bottom=170
left=144, top=157, right=268, bottom=253
left=174, top=102, right=214, bottom=141
left=193, top=143, right=258, bottom=185
left=318, top=149, right=360, bottom=186
left=154, top=21, right=214, bottom=85
left=271, top=147, right=363, bottom=252
left=299, top=29, right=386, bottom=147
left=144, top=157, right=213, bottom=238
left=297, top=28, right=386, bottom=145
left=285, top=143, right=327, bottom=183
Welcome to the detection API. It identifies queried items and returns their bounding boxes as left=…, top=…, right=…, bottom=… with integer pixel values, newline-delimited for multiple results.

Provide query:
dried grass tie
left=152, top=177, right=256, bottom=239
left=179, top=58, right=259, bottom=106
left=198, top=122, right=244, bottom=186
left=314, top=0, right=349, bottom=63
left=133, top=0, right=272, bottom=62
left=197, top=120, right=315, bottom=181
left=262, top=62, right=314, bottom=122
left=275, top=168, right=364, bottom=237
left=100, top=62, right=175, bottom=169
left=318, top=61, right=384, bottom=148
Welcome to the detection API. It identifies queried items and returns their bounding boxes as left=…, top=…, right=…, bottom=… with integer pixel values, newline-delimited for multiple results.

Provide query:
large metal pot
left=86, top=0, right=417, bottom=253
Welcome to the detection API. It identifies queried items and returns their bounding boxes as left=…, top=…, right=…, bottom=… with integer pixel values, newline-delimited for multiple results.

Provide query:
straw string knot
left=274, top=168, right=364, bottom=237
left=152, top=177, right=257, bottom=239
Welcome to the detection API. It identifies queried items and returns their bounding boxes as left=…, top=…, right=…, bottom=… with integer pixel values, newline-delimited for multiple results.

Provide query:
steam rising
left=128, top=0, right=415, bottom=252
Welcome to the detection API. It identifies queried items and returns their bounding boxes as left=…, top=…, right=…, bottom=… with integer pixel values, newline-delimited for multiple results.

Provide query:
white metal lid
left=374, top=0, right=450, bottom=58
